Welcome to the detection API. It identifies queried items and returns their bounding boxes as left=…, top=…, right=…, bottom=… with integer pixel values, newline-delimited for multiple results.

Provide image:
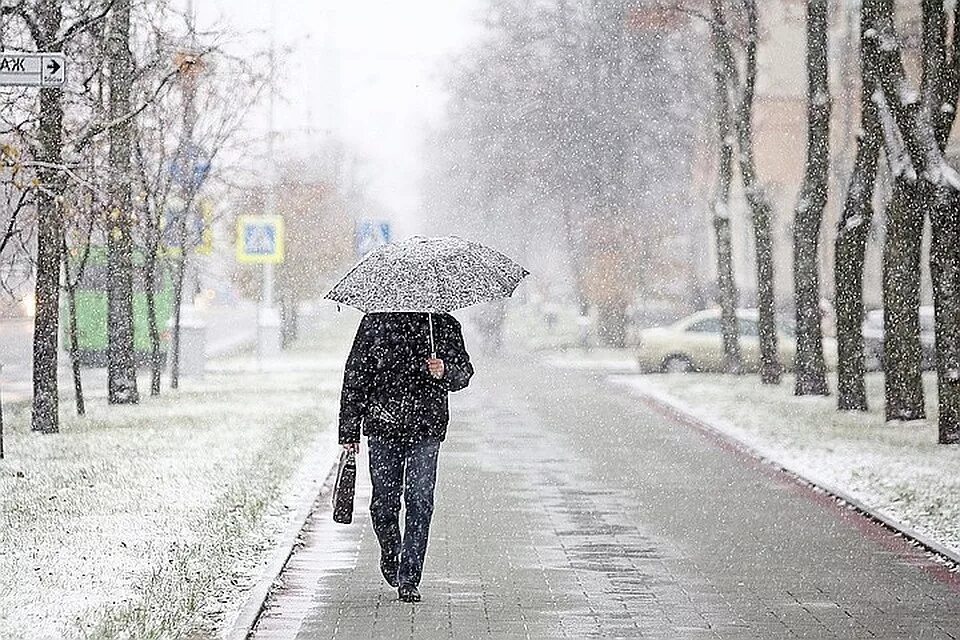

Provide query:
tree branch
left=0, top=1, right=41, bottom=46
left=71, top=65, right=182, bottom=151
left=874, top=90, right=914, bottom=180
left=54, top=0, right=119, bottom=48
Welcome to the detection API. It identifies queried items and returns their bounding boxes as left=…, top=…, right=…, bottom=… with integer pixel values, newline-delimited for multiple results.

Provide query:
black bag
left=332, top=450, right=357, bottom=524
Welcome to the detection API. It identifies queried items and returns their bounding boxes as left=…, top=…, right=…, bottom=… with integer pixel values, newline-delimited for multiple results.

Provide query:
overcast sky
left=195, top=0, right=483, bottom=235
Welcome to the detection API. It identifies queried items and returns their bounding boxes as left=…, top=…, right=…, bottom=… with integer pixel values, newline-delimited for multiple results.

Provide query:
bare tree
left=870, top=0, right=931, bottom=422
left=792, top=0, right=830, bottom=396
left=707, top=0, right=741, bottom=374
left=867, top=0, right=960, bottom=440
left=62, top=224, right=97, bottom=416
left=105, top=0, right=138, bottom=404
left=834, top=0, right=882, bottom=412
left=122, top=17, right=267, bottom=392
left=425, top=0, right=704, bottom=350
left=711, top=0, right=781, bottom=384
left=0, top=0, right=118, bottom=433
left=919, top=0, right=960, bottom=444
left=31, top=0, right=65, bottom=433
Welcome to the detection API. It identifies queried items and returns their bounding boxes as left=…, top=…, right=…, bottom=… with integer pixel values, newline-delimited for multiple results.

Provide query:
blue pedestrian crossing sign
left=356, top=220, right=392, bottom=257
left=236, top=215, right=285, bottom=264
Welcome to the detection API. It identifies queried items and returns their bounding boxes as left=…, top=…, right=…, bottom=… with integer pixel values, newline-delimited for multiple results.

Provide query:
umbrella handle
left=428, top=312, right=436, bottom=359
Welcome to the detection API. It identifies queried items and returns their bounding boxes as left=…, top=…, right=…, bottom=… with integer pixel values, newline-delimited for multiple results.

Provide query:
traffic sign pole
left=257, top=14, right=282, bottom=362
left=264, top=262, right=275, bottom=308
left=235, top=214, right=284, bottom=360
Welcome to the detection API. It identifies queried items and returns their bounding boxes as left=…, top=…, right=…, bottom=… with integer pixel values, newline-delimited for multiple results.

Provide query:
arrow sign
left=0, top=52, right=66, bottom=88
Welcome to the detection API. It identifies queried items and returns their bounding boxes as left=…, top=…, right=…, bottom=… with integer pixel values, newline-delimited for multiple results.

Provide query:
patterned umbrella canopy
left=325, top=236, right=528, bottom=314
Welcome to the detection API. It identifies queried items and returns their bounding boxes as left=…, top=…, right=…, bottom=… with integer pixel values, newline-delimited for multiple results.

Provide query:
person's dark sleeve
left=437, top=319, right=473, bottom=392
left=339, top=318, right=375, bottom=444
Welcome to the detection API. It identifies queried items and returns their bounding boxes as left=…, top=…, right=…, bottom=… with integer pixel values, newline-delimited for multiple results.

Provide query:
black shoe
left=398, top=585, right=421, bottom=603
left=380, top=556, right=399, bottom=588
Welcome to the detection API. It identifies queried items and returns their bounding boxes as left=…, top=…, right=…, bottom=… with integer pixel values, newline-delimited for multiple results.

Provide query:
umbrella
left=324, top=236, right=529, bottom=354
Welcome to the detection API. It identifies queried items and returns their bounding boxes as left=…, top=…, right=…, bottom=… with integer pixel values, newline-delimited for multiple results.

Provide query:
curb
left=224, top=427, right=341, bottom=640
left=628, top=384, right=960, bottom=570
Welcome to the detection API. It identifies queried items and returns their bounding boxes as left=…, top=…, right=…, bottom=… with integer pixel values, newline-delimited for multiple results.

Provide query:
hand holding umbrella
left=426, top=357, right=445, bottom=379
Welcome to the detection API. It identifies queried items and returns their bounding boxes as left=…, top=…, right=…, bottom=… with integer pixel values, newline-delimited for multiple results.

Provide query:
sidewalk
left=611, top=371, right=960, bottom=561
left=251, top=358, right=960, bottom=640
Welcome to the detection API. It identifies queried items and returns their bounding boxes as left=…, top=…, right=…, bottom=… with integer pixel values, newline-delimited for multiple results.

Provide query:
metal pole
left=264, top=28, right=276, bottom=310
left=257, top=0, right=279, bottom=364
left=171, top=0, right=198, bottom=389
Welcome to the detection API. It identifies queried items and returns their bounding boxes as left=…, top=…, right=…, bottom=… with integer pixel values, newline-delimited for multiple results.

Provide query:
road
left=0, top=302, right=258, bottom=402
left=253, top=358, right=960, bottom=640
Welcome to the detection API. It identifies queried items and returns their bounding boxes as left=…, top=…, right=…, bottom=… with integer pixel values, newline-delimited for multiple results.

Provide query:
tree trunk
left=835, top=151, right=878, bottom=411
left=882, top=179, right=926, bottom=421
left=61, top=243, right=86, bottom=417
left=930, top=188, right=960, bottom=443
left=747, top=195, right=782, bottom=385
left=709, top=4, right=742, bottom=374
left=835, top=25, right=881, bottom=411
left=106, top=0, right=139, bottom=405
left=65, top=280, right=85, bottom=417
left=713, top=209, right=741, bottom=372
left=793, top=0, right=831, bottom=396
left=560, top=199, right=588, bottom=313
left=865, top=0, right=954, bottom=422
left=736, top=0, right=781, bottom=385
left=921, top=0, right=960, bottom=443
left=143, top=250, right=162, bottom=396
left=31, top=1, right=64, bottom=434
left=169, top=252, right=187, bottom=390
left=596, top=301, right=627, bottom=348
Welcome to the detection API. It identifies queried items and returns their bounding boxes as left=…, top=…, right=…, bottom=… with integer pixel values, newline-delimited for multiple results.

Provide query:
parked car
left=862, top=307, right=936, bottom=371
left=636, top=308, right=837, bottom=373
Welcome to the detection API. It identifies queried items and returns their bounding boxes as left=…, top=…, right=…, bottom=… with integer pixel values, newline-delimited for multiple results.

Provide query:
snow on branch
left=873, top=90, right=915, bottom=181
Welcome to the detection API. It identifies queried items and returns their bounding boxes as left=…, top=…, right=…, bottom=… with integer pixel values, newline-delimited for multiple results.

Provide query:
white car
left=636, top=308, right=836, bottom=373
left=862, top=307, right=936, bottom=371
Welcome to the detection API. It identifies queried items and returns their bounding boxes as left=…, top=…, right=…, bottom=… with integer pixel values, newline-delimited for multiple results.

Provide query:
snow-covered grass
left=0, top=316, right=354, bottom=640
left=612, top=371, right=960, bottom=557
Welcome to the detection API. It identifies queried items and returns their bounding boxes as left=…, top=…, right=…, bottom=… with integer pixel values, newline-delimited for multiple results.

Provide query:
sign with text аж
left=0, top=52, right=66, bottom=88
left=236, top=215, right=285, bottom=264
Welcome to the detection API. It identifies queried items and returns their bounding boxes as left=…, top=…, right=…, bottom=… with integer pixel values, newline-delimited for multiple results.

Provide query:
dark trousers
left=368, top=436, right=441, bottom=588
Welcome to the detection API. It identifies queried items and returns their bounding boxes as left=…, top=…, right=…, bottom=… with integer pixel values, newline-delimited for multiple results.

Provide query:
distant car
left=862, top=307, right=936, bottom=371
left=635, top=308, right=836, bottom=373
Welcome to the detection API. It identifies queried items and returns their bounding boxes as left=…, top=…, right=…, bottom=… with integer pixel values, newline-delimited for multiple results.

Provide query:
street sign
left=169, top=145, right=211, bottom=190
left=196, top=200, right=214, bottom=256
left=0, top=52, right=66, bottom=88
left=163, top=198, right=214, bottom=256
left=356, top=220, right=391, bottom=257
left=236, top=215, right=284, bottom=264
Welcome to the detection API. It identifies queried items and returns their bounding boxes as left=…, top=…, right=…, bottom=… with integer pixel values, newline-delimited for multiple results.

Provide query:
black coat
left=338, top=313, right=473, bottom=444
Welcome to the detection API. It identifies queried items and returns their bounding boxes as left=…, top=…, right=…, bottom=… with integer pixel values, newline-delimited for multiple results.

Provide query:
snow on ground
left=0, top=316, right=354, bottom=639
left=543, top=348, right=639, bottom=372
left=610, top=370, right=960, bottom=558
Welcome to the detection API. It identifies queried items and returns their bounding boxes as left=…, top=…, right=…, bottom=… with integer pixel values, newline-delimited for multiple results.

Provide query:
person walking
left=338, top=311, right=473, bottom=603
